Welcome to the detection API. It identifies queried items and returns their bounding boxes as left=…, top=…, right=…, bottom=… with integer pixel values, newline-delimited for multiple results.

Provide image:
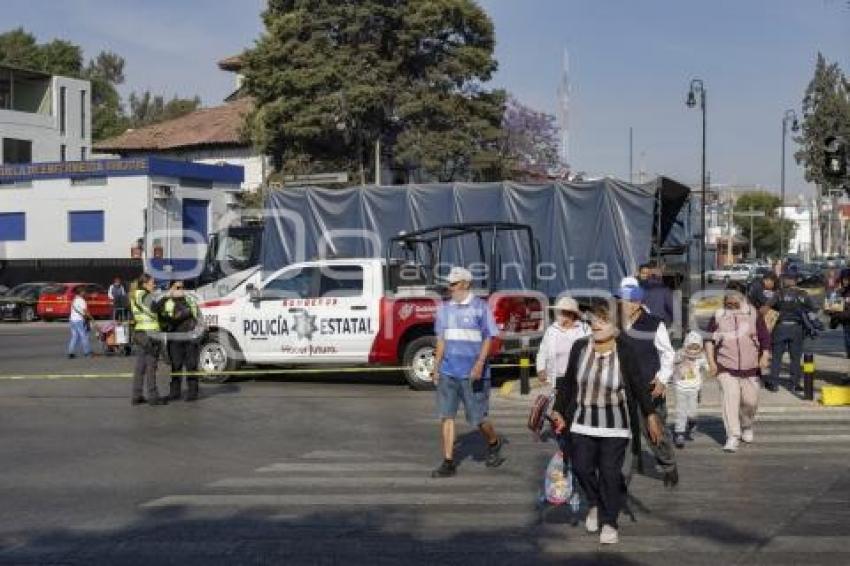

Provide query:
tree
left=83, top=51, right=128, bottom=141
left=499, top=95, right=561, bottom=176
left=127, top=91, right=201, bottom=128
left=795, top=53, right=850, bottom=193
left=241, top=0, right=504, bottom=182
left=733, top=192, right=796, bottom=258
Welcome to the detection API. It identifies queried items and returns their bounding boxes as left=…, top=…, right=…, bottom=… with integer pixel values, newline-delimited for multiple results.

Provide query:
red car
left=37, top=283, right=113, bottom=321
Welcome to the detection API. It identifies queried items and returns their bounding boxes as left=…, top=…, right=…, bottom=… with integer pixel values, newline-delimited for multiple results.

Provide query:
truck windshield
left=215, top=232, right=256, bottom=270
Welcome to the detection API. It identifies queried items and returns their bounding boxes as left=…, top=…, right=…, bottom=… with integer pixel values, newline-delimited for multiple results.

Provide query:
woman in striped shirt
left=551, top=301, right=663, bottom=545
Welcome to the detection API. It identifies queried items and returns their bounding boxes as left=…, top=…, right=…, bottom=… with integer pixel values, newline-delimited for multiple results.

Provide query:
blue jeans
left=436, top=375, right=490, bottom=426
left=67, top=320, right=91, bottom=356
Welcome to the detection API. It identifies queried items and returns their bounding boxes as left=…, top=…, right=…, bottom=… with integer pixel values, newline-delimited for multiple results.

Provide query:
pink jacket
left=708, top=306, right=770, bottom=377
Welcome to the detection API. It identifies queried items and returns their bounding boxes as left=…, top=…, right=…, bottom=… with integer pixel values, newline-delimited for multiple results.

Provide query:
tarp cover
left=261, top=178, right=689, bottom=296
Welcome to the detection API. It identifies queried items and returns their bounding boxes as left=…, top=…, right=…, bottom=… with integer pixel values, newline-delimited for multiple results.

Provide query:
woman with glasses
left=550, top=300, right=663, bottom=545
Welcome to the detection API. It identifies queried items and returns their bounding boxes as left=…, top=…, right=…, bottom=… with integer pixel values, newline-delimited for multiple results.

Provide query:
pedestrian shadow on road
left=694, top=415, right=726, bottom=446
left=0, top=505, right=659, bottom=565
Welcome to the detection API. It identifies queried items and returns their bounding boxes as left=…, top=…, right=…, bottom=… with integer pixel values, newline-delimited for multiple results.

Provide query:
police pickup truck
left=196, top=223, right=546, bottom=390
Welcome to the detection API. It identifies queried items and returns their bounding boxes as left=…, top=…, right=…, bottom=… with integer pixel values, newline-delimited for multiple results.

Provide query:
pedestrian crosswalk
left=138, top=396, right=850, bottom=557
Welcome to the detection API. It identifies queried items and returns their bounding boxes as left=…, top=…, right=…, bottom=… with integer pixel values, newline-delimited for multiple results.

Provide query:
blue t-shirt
left=435, top=294, right=499, bottom=379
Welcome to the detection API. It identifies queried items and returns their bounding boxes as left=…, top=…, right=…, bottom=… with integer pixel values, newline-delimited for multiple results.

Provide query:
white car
left=706, top=264, right=752, bottom=283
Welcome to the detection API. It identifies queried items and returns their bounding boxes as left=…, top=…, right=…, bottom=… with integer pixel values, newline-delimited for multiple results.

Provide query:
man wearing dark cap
left=766, top=271, right=816, bottom=392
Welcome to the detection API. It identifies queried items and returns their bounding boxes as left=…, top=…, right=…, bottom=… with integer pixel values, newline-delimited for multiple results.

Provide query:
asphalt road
left=1, top=323, right=849, bottom=565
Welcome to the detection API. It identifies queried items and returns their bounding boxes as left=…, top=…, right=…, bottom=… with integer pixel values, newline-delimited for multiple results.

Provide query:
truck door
left=312, top=264, right=379, bottom=363
left=240, top=265, right=319, bottom=362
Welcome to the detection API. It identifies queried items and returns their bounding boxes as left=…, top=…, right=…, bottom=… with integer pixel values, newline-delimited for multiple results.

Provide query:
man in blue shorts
left=431, top=266, right=505, bottom=478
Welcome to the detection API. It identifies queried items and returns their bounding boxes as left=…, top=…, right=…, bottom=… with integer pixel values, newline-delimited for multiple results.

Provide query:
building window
left=0, top=70, right=10, bottom=110
left=81, top=146, right=87, bottom=161
left=2, top=138, right=32, bottom=164
left=60, top=144, right=66, bottom=162
left=80, top=90, right=86, bottom=138
left=68, top=210, right=104, bottom=242
left=59, top=86, right=66, bottom=135
left=0, top=212, right=25, bottom=241
left=182, top=199, right=209, bottom=244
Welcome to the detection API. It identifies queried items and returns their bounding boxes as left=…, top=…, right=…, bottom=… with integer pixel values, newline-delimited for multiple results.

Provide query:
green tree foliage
left=241, top=0, right=505, bottom=182
left=128, top=91, right=201, bottom=128
left=733, top=192, right=796, bottom=258
left=795, top=53, right=850, bottom=192
left=0, top=28, right=201, bottom=142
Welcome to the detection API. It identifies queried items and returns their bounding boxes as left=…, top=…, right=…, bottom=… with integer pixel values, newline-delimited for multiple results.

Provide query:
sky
left=5, top=0, right=849, bottom=197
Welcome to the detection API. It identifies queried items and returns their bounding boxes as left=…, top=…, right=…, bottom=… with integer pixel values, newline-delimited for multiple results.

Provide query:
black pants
left=168, top=340, right=199, bottom=377
left=132, top=332, right=161, bottom=399
left=570, top=434, right=629, bottom=529
left=770, top=323, right=803, bottom=387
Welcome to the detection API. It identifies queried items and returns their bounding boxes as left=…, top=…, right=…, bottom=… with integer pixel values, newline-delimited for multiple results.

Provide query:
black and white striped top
left=570, top=345, right=631, bottom=438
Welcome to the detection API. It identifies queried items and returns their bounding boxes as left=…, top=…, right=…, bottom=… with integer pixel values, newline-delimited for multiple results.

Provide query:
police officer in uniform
left=159, top=280, right=202, bottom=401
left=766, top=272, right=816, bottom=392
left=130, top=274, right=167, bottom=406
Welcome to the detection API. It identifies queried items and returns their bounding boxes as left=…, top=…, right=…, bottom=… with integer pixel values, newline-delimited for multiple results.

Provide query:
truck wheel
left=198, top=334, right=241, bottom=384
left=21, top=306, right=35, bottom=322
left=402, top=335, right=437, bottom=391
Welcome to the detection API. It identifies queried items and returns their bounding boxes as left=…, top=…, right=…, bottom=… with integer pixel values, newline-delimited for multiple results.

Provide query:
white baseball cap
left=447, top=266, right=473, bottom=284
left=548, top=296, right=581, bottom=315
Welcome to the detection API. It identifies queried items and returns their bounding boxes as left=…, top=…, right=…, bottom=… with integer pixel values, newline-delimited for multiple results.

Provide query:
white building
left=95, top=57, right=268, bottom=191
left=0, top=65, right=92, bottom=164
left=0, top=157, right=244, bottom=286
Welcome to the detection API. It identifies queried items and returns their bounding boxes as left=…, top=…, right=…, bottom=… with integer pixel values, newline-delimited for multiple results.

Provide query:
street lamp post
left=687, top=79, right=707, bottom=289
left=780, top=109, right=799, bottom=261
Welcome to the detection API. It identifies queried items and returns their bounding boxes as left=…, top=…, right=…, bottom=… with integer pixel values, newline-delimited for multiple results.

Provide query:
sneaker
left=431, top=459, right=456, bottom=478
left=764, top=381, right=779, bottom=392
left=485, top=439, right=505, bottom=468
left=741, top=428, right=754, bottom=443
left=585, top=506, right=599, bottom=533
left=674, top=433, right=686, bottom=449
left=599, top=524, right=619, bottom=545
left=67, top=354, right=75, bottom=359
left=723, top=437, right=740, bottom=452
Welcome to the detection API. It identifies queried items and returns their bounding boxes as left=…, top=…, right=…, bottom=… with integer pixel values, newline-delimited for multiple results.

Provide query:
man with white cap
left=431, top=266, right=504, bottom=478
left=617, top=276, right=679, bottom=487
left=536, top=296, right=590, bottom=386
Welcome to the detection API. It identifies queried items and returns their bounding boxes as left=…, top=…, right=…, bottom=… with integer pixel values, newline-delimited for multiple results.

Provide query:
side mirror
left=246, top=283, right=261, bottom=302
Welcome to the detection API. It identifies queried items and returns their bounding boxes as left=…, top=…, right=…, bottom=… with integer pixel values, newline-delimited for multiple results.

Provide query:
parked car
left=746, top=266, right=774, bottom=286
left=37, top=283, right=113, bottom=321
left=0, top=282, right=58, bottom=322
left=706, top=265, right=733, bottom=283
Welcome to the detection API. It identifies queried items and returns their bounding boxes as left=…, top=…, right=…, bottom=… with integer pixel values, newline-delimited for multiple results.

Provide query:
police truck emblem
left=293, top=311, right=318, bottom=340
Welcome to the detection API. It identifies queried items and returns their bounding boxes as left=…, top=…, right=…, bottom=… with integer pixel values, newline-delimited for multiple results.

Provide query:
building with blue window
left=0, top=156, right=244, bottom=286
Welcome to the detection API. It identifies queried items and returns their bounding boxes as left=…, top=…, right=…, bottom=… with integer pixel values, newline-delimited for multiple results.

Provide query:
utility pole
left=374, top=138, right=381, bottom=186
left=629, top=127, right=633, bottom=183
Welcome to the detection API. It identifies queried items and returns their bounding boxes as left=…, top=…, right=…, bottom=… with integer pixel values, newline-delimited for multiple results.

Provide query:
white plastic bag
left=544, top=450, right=581, bottom=511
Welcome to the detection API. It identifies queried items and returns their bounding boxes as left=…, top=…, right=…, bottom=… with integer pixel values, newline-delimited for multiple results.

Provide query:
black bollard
left=520, top=353, right=531, bottom=395
left=802, top=352, right=815, bottom=401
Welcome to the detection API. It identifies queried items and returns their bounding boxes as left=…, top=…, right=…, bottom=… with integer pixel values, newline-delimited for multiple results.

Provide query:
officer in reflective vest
left=159, top=280, right=202, bottom=401
left=130, top=274, right=167, bottom=406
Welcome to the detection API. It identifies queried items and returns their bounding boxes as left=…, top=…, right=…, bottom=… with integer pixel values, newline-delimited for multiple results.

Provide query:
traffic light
left=824, top=136, right=847, bottom=181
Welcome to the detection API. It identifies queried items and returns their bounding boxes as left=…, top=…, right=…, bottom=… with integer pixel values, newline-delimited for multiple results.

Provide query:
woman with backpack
left=704, top=282, right=771, bottom=452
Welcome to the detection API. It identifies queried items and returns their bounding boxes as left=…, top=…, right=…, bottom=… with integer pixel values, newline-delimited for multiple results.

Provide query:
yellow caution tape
left=0, top=363, right=522, bottom=380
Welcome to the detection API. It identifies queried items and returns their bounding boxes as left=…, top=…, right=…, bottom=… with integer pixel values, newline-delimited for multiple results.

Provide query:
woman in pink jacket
left=704, top=282, right=771, bottom=453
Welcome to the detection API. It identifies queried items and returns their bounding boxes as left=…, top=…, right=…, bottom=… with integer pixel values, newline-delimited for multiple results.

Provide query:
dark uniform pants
left=770, top=323, right=803, bottom=387
left=132, top=332, right=161, bottom=399
left=168, top=340, right=199, bottom=378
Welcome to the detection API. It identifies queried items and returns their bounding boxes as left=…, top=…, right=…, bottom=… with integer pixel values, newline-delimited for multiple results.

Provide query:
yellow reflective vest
left=131, top=289, right=159, bottom=332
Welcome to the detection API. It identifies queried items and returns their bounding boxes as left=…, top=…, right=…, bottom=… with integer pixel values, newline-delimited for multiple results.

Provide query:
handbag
left=527, top=392, right=554, bottom=438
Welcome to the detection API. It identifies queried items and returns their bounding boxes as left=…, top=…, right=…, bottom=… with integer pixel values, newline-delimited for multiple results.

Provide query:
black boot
left=168, top=378, right=182, bottom=401
left=186, top=378, right=199, bottom=402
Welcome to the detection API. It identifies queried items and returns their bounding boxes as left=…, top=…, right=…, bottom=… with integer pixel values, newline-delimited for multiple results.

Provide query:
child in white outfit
left=673, top=330, right=710, bottom=448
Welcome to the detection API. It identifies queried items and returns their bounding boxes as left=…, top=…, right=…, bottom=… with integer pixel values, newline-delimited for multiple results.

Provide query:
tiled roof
left=94, top=97, right=254, bottom=152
